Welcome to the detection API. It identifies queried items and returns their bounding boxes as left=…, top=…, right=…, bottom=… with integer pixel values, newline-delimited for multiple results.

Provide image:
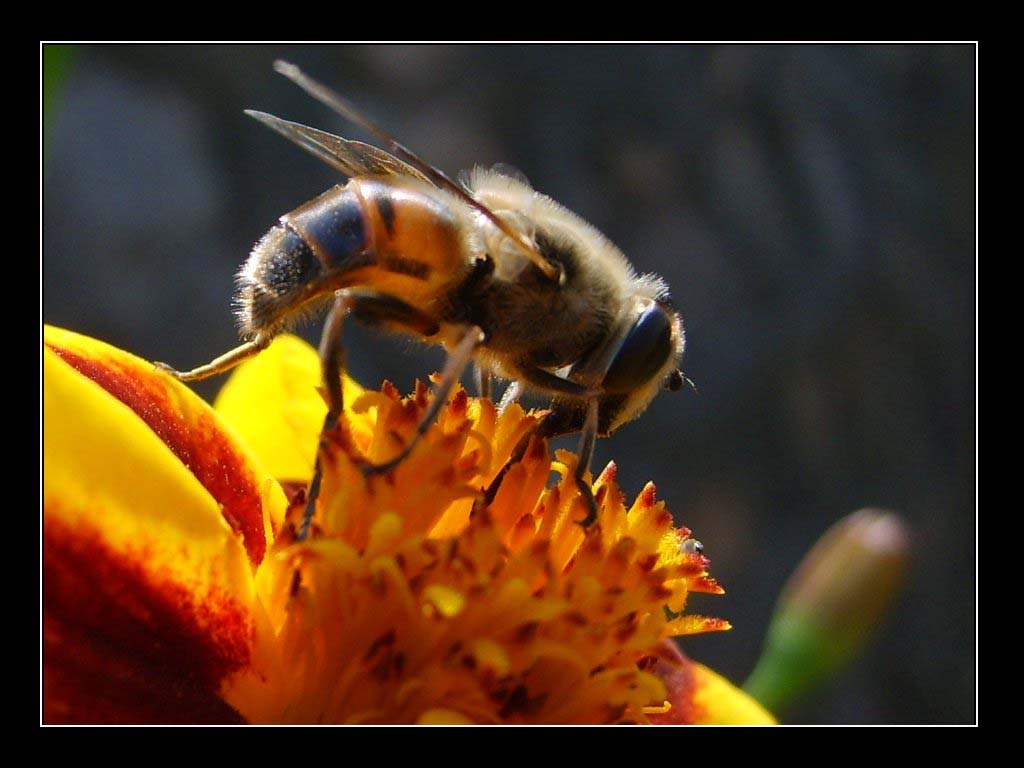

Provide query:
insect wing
left=271, top=61, right=561, bottom=283
left=245, top=110, right=431, bottom=183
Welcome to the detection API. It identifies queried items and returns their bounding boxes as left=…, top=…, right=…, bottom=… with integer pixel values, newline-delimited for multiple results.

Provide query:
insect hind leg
left=298, top=294, right=349, bottom=542
left=154, top=334, right=271, bottom=382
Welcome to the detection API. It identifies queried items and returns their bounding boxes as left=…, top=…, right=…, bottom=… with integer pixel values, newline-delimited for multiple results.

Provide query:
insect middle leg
left=474, top=364, right=491, bottom=400
left=299, top=289, right=483, bottom=539
left=361, top=323, right=486, bottom=477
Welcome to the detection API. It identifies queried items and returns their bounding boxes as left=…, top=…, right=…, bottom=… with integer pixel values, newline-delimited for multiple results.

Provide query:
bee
left=157, top=61, right=687, bottom=539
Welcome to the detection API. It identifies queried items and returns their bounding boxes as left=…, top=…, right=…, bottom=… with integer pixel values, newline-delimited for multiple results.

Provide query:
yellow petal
left=44, top=325, right=287, bottom=561
left=44, top=344, right=262, bottom=722
left=213, top=334, right=369, bottom=482
left=43, top=343, right=256, bottom=597
left=647, top=641, right=775, bottom=725
left=690, top=663, right=776, bottom=725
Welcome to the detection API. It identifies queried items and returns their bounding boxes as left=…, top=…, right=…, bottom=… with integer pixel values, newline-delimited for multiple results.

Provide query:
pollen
left=236, top=383, right=728, bottom=724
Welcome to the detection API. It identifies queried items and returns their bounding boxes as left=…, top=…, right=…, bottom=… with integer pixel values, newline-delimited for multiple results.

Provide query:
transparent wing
left=271, top=60, right=561, bottom=283
left=245, top=110, right=431, bottom=183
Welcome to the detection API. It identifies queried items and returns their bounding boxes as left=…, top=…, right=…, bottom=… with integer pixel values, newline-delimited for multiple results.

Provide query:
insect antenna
left=272, top=60, right=563, bottom=284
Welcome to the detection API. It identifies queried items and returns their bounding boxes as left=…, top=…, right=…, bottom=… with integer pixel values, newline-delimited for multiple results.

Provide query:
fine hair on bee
left=156, top=61, right=688, bottom=541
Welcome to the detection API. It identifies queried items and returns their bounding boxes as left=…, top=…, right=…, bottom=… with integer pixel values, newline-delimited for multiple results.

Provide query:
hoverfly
left=158, top=61, right=686, bottom=539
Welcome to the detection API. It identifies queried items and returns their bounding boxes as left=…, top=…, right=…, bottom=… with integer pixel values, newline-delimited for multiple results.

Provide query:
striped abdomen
left=235, top=178, right=469, bottom=336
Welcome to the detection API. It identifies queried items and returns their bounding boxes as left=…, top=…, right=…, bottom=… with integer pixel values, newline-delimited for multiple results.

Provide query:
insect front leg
left=477, top=396, right=600, bottom=528
left=573, top=397, right=601, bottom=528
left=299, top=289, right=441, bottom=541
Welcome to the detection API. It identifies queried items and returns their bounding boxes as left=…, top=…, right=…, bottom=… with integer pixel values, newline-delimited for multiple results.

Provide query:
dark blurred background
left=42, top=44, right=976, bottom=724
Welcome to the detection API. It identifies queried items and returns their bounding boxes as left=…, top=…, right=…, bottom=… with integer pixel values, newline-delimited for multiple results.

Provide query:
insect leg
left=573, top=398, right=601, bottom=528
left=155, top=334, right=271, bottom=382
left=478, top=397, right=591, bottom=513
left=362, top=325, right=486, bottom=477
left=515, top=366, right=593, bottom=398
left=298, top=295, right=348, bottom=542
left=474, top=363, right=492, bottom=400
left=487, top=366, right=598, bottom=515
left=498, top=381, right=524, bottom=412
left=299, top=289, right=442, bottom=541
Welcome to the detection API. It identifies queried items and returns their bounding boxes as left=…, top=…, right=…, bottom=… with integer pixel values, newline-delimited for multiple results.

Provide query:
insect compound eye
left=601, top=301, right=675, bottom=395
left=679, top=538, right=704, bottom=556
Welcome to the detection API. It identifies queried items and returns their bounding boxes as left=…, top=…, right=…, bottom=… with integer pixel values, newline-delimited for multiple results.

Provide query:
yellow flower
left=42, top=326, right=772, bottom=724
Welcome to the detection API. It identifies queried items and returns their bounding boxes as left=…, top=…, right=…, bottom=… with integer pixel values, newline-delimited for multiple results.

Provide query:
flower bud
left=744, top=508, right=910, bottom=714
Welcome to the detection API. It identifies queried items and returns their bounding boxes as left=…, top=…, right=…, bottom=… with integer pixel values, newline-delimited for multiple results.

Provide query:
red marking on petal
left=596, top=461, right=617, bottom=486
left=47, top=345, right=267, bottom=566
left=564, top=611, right=588, bottom=627
left=691, top=576, right=726, bottom=595
left=649, top=584, right=673, bottom=601
left=526, top=435, right=548, bottom=461
left=42, top=517, right=251, bottom=724
left=449, top=388, right=468, bottom=417
left=637, top=554, right=659, bottom=572
left=414, top=379, right=430, bottom=404
left=675, top=561, right=708, bottom=577
left=614, top=618, right=638, bottom=643
left=514, top=622, right=539, bottom=643
left=700, top=617, right=731, bottom=632
left=638, top=482, right=657, bottom=508
left=647, top=641, right=700, bottom=725
left=528, top=538, right=549, bottom=559
left=609, top=537, right=635, bottom=563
